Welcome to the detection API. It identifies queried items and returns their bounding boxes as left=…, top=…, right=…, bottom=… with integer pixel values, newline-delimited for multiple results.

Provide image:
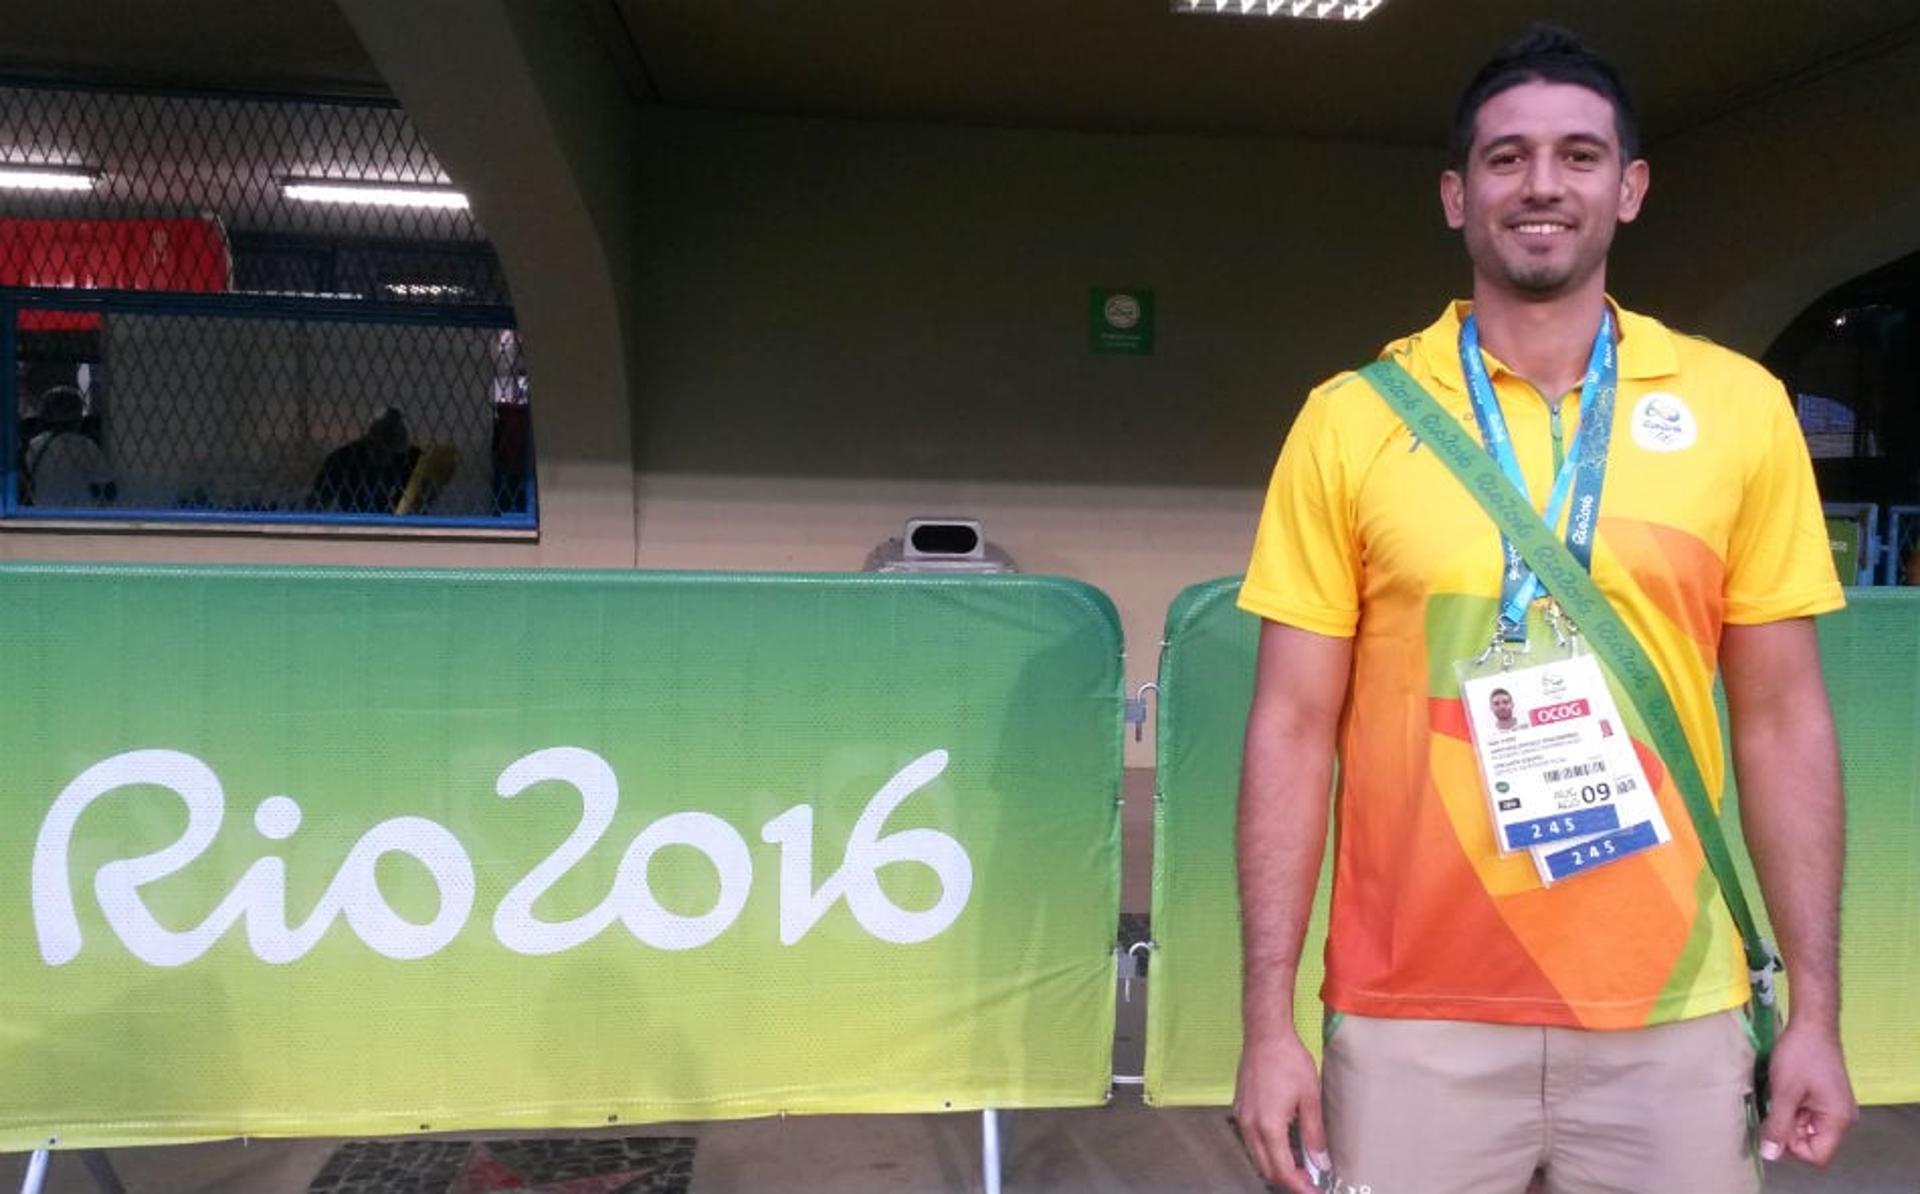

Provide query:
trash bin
left=863, top=518, right=1016, bottom=574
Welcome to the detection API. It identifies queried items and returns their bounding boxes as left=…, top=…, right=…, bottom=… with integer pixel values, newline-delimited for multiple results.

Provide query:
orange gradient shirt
left=1241, top=301, right=1843, bottom=1029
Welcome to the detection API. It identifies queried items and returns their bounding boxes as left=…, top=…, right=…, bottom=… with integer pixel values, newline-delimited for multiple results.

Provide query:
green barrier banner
left=1726, top=589, right=1920, bottom=1106
left=1143, top=578, right=1332, bottom=1106
left=1143, top=578, right=1920, bottom=1107
left=0, top=564, right=1123, bottom=1148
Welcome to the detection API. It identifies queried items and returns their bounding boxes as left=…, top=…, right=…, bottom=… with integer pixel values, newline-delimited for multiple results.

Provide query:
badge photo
left=1457, top=653, right=1670, bottom=881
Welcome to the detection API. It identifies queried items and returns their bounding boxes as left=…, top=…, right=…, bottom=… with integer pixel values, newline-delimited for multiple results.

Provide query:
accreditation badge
left=1457, top=651, right=1671, bottom=885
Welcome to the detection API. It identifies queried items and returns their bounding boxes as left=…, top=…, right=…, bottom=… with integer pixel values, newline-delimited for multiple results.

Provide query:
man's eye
left=1566, top=149, right=1601, bottom=166
left=1489, top=152, right=1521, bottom=169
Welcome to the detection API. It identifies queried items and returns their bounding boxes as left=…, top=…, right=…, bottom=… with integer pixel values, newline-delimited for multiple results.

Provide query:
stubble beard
left=1508, top=259, right=1574, bottom=296
left=1498, top=227, right=1614, bottom=301
left=1464, top=223, right=1584, bottom=302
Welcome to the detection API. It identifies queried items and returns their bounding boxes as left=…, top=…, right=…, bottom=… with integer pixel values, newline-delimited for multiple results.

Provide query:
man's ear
left=1441, top=169, right=1467, bottom=230
left=1617, top=158, right=1650, bottom=224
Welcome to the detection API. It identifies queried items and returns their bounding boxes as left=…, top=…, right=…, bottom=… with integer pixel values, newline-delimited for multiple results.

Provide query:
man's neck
left=1469, top=279, right=1610, bottom=405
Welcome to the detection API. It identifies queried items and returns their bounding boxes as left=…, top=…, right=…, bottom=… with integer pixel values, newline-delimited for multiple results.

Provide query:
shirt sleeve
left=1722, top=378, right=1846, bottom=624
left=1238, top=385, right=1363, bottom=636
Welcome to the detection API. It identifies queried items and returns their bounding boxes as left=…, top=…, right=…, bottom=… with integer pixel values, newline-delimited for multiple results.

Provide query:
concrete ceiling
left=606, top=0, right=1920, bottom=145
left=0, top=0, right=385, bottom=96
left=0, top=1, right=1917, bottom=146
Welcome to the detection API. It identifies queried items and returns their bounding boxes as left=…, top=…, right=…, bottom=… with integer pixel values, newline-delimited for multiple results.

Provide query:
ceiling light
left=280, top=178, right=469, bottom=209
left=0, top=165, right=102, bottom=191
left=1172, top=0, right=1388, bottom=19
left=383, top=282, right=471, bottom=299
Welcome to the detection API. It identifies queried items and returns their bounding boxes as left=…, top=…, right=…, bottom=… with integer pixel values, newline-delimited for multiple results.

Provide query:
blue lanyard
left=1458, top=310, right=1618, bottom=643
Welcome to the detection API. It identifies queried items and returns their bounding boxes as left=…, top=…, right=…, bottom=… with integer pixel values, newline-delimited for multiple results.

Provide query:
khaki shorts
left=1319, top=1010, right=1759, bottom=1194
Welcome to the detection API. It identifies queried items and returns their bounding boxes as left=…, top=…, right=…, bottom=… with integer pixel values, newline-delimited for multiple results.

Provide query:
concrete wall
left=622, top=109, right=1460, bottom=759
left=1618, top=35, right=1920, bottom=357
left=339, top=0, right=641, bottom=566
left=615, top=32, right=1920, bottom=750
left=11, top=5, right=1920, bottom=762
left=626, top=109, right=1456, bottom=486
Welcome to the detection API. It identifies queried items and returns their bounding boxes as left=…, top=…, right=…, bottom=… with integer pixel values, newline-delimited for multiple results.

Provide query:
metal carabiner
left=1544, top=600, right=1572, bottom=652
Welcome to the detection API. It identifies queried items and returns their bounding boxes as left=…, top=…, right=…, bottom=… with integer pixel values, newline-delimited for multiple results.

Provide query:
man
left=23, top=385, right=116, bottom=508
left=1232, top=26, right=1856, bottom=1194
left=311, top=406, right=422, bottom=514
left=1488, top=687, right=1521, bottom=733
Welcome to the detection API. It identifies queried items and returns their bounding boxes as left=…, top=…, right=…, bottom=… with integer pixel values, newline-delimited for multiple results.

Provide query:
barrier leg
left=17, top=1150, right=49, bottom=1194
left=80, top=1151, right=125, bottom=1194
left=981, top=1108, right=1004, bottom=1194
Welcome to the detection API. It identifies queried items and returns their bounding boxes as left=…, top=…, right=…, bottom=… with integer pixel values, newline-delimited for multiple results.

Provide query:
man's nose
left=1521, top=155, right=1565, bottom=202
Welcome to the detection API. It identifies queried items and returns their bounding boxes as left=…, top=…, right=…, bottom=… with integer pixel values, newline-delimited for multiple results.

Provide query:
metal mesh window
left=1, top=81, right=534, bottom=528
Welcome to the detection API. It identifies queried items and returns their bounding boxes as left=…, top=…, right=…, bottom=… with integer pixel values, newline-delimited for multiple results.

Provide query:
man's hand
left=1232, top=1029, right=1329, bottom=1193
left=1759, top=1018, right=1858, bottom=1168
left=1235, top=621, right=1347, bottom=1192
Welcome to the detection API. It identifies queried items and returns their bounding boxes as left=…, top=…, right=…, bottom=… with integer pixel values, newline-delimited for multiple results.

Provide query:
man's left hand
left=1759, top=1019, right=1858, bottom=1167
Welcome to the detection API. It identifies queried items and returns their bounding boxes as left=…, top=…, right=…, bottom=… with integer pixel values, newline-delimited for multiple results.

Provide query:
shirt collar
left=1405, top=297, right=1679, bottom=393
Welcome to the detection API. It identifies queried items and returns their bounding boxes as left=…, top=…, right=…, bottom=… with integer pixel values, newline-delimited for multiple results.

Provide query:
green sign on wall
left=1827, top=515, right=1863, bottom=583
left=1090, top=287, right=1154, bottom=355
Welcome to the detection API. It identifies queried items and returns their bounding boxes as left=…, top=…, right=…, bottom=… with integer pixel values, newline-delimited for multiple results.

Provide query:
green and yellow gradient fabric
left=1144, top=578, right=1920, bottom=1107
left=0, top=564, right=1124, bottom=1148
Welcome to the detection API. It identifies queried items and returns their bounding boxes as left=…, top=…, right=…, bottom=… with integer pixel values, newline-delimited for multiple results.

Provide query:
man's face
left=1491, top=691, right=1515, bottom=722
left=1440, top=80, right=1649, bottom=302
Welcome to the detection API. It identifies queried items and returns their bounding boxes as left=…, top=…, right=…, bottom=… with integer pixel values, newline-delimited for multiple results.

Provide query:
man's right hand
left=1234, top=622, right=1346, bottom=1192
left=1232, top=1029, right=1330, bottom=1194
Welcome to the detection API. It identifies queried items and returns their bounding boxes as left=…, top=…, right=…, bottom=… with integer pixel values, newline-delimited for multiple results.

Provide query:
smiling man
left=1231, top=25, right=1856, bottom=1194
left=1488, top=687, right=1521, bottom=733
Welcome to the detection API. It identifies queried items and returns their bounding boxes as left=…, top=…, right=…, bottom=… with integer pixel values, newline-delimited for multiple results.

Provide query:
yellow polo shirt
left=1241, top=301, right=1843, bottom=1029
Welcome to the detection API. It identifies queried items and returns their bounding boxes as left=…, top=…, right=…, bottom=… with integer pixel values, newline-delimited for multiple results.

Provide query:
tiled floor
left=302, top=1137, right=696, bottom=1193
left=5, top=1101, right=1917, bottom=1193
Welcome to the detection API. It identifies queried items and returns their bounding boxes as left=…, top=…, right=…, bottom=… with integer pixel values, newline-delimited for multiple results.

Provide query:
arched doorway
left=1765, top=250, right=1920, bottom=582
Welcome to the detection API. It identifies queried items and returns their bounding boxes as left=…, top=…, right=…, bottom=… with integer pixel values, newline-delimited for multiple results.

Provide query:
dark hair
left=1450, top=24, right=1640, bottom=170
left=39, top=385, right=86, bottom=426
left=1490, top=688, right=1512, bottom=700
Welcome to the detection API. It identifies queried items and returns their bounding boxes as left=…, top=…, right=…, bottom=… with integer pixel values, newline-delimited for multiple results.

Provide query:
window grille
left=0, top=81, right=534, bottom=529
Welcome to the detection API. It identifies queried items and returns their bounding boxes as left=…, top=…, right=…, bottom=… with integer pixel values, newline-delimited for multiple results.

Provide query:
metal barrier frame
left=1822, top=500, right=1880, bottom=586
left=1881, top=505, right=1920, bottom=586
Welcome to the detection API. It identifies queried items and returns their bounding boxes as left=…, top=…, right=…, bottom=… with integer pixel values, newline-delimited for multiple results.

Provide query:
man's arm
left=1233, top=619, right=1351, bottom=1194
left=1719, top=617, right=1857, bottom=1167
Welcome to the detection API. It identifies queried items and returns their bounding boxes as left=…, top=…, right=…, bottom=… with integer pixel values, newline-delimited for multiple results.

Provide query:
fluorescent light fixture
left=241, top=289, right=366, bottom=300
left=280, top=178, right=469, bottom=209
left=383, top=282, right=471, bottom=299
left=1173, top=0, right=1388, bottom=19
left=0, top=165, right=101, bottom=191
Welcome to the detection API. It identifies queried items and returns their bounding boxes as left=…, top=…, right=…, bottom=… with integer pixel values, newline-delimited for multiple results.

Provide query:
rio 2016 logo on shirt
left=1630, top=391, right=1698, bottom=453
